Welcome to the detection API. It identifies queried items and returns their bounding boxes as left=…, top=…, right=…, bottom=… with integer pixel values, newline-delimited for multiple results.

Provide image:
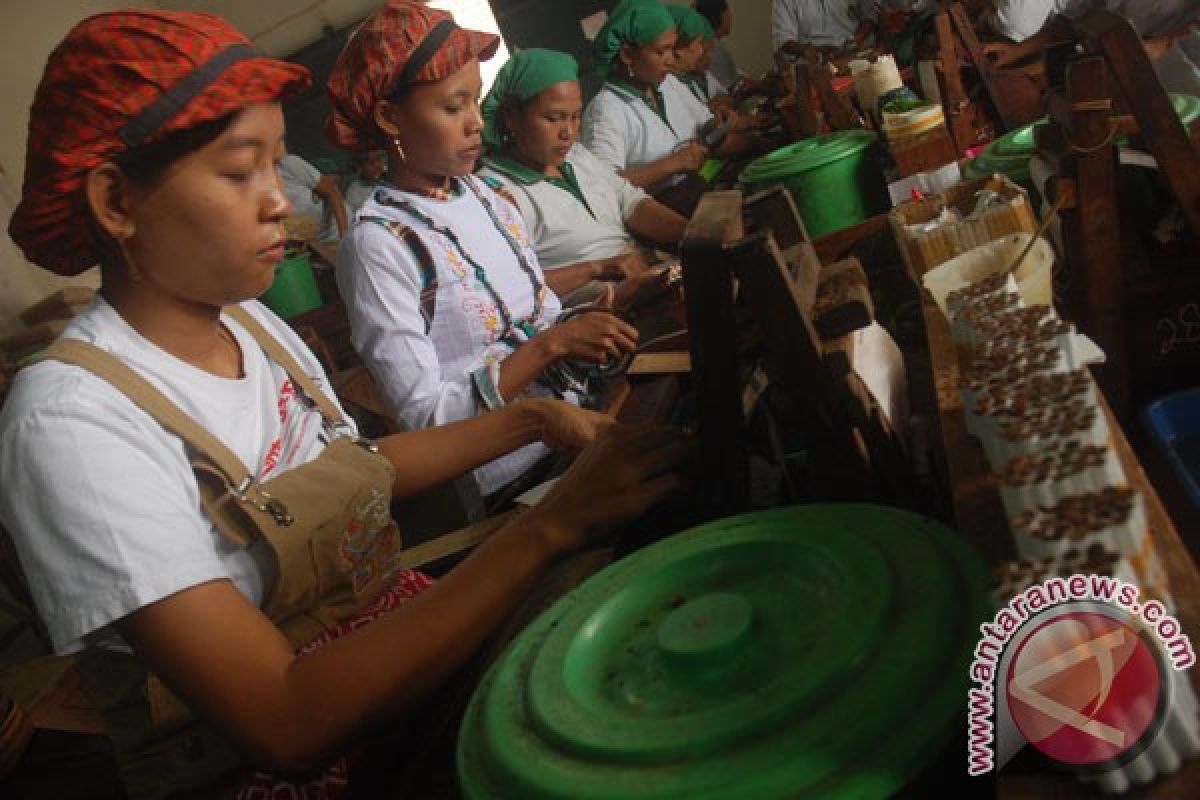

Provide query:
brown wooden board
left=744, top=185, right=810, bottom=250
left=921, top=288, right=1200, bottom=797
left=681, top=191, right=750, bottom=515
left=1074, top=9, right=1200, bottom=239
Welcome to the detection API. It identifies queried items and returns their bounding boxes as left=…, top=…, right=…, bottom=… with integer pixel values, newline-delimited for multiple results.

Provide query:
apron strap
left=35, top=339, right=255, bottom=497
left=223, top=305, right=347, bottom=425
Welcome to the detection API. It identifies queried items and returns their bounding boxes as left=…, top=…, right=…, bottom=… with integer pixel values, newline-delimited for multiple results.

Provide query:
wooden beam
left=1074, top=8, right=1200, bottom=239
left=1052, top=56, right=1129, bottom=413
left=682, top=191, right=749, bottom=514
left=744, top=185, right=810, bottom=249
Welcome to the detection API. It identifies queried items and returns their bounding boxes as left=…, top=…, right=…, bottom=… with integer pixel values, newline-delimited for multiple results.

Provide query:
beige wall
left=725, top=0, right=775, bottom=78
left=0, top=1, right=159, bottom=337
left=662, top=0, right=775, bottom=79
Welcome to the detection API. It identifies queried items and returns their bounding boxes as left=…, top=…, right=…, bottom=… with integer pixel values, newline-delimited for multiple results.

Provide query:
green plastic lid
left=458, top=504, right=991, bottom=800
left=990, top=120, right=1044, bottom=157
left=1171, top=93, right=1200, bottom=128
left=739, top=130, right=877, bottom=184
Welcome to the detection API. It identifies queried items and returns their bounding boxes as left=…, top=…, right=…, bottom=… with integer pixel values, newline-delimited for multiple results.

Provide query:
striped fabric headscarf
left=325, top=0, right=500, bottom=152
left=9, top=11, right=309, bottom=275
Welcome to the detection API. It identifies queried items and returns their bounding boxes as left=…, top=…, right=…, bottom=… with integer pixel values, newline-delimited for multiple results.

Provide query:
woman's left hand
left=530, top=398, right=616, bottom=451
left=613, top=267, right=674, bottom=310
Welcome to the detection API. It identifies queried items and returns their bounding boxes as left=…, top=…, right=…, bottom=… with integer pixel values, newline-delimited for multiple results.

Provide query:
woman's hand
left=595, top=250, right=650, bottom=281
left=527, top=424, right=693, bottom=554
left=671, top=141, right=709, bottom=173
left=528, top=398, right=616, bottom=451
left=539, top=310, right=639, bottom=363
left=983, top=41, right=1024, bottom=69
left=613, top=267, right=674, bottom=310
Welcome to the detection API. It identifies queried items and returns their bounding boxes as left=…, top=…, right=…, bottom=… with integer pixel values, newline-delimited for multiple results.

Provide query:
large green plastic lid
left=458, top=504, right=991, bottom=800
left=739, top=130, right=877, bottom=184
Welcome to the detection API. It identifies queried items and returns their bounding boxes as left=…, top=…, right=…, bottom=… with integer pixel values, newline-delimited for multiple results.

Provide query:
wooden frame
left=930, top=2, right=1044, bottom=153
left=1037, top=9, right=1200, bottom=414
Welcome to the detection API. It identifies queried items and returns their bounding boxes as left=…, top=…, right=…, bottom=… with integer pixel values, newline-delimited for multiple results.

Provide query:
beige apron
left=34, top=306, right=405, bottom=798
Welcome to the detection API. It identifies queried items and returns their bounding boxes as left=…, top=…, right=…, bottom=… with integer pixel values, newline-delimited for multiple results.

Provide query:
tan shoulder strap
left=223, top=305, right=347, bottom=425
left=35, top=340, right=253, bottom=490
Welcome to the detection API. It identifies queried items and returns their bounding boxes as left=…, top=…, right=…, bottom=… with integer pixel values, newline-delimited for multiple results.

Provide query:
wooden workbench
left=919, top=247, right=1200, bottom=798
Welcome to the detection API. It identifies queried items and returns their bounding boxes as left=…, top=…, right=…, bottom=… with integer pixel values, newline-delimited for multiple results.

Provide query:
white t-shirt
left=772, top=0, right=872, bottom=50
left=478, top=143, right=649, bottom=269
left=337, top=177, right=564, bottom=495
left=990, top=0, right=1197, bottom=42
left=708, top=40, right=741, bottom=90
left=279, top=154, right=340, bottom=244
left=1155, top=29, right=1200, bottom=95
left=0, top=297, right=352, bottom=655
left=581, top=77, right=713, bottom=192
left=344, top=178, right=378, bottom=216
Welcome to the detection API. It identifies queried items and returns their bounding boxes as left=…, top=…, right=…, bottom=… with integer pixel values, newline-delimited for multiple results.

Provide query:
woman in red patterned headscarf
left=1, top=9, right=688, bottom=799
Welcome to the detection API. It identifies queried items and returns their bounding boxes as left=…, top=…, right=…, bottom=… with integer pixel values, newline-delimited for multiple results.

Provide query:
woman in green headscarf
left=479, top=47, right=687, bottom=305
left=668, top=5, right=720, bottom=106
left=579, top=0, right=713, bottom=214
left=667, top=5, right=775, bottom=130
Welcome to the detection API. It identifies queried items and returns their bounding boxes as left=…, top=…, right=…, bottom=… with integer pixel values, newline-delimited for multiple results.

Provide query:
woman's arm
left=376, top=397, right=612, bottom=497
left=313, top=174, right=350, bottom=238
left=539, top=262, right=606, bottom=296
left=116, top=424, right=689, bottom=776
left=620, top=144, right=706, bottom=190
left=495, top=310, right=639, bottom=400
left=626, top=197, right=689, bottom=244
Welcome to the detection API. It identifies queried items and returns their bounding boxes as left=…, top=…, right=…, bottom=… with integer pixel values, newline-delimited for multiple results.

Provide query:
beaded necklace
left=375, top=176, right=548, bottom=343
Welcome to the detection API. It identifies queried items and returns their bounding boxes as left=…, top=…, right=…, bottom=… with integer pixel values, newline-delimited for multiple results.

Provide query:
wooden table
left=815, top=210, right=1200, bottom=796
left=920, top=277, right=1200, bottom=798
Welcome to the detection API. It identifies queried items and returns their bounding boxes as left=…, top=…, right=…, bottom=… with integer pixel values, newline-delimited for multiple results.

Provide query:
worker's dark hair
left=693, top=0, right=727, bottom=30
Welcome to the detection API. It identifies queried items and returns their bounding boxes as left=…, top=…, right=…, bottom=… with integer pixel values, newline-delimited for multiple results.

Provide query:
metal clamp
left=233, top=476, right=295, bottom=527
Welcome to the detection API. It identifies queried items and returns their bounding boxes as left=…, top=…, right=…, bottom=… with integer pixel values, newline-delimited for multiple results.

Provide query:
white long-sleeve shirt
left=337, top=177, right=564, bottom=494
left=581, top=75, right=714, bottom=193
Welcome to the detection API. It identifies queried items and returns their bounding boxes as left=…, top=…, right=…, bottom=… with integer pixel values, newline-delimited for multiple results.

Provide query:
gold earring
left=392, top=137, right=407, bottom=164
left=119, top=238, right=141, bottom=282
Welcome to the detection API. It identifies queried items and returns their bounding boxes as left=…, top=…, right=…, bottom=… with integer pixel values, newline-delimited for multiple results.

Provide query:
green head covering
left=481, top=48, right=579, bottom=151
left=667, top=6, right=713, bottom=44
left=592, top=0, right=675, bottom=77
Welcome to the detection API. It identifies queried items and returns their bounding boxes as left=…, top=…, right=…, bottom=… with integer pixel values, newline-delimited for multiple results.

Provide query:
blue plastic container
left=1141, top=387, right=1200, bottom=510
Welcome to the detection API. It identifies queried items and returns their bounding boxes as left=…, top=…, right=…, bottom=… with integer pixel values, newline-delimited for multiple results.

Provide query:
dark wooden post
left=681, top=191, right=750, bottom=515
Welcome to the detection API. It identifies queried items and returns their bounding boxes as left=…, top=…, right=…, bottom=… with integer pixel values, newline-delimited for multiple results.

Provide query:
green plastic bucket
left=1171, top=93, right=1200, bottom=131
left=260, top=250, right=323, bottom=319
left=964, top=119, right=1045, bottom=193
left=739, top=130, right=888, bottom=239
left=966, top=95, right=1198, bottom=190
left=458, top=503, right=992, bottom=800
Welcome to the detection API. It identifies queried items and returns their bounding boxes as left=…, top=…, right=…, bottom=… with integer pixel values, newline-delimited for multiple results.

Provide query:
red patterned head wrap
left=325, top=0, right=500, bottom=152
left=9, top=10, right=310, bottom=276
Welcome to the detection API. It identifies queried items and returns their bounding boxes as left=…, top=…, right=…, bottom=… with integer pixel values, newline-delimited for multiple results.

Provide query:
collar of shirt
left=679, top=72, right=710, bottom=103
left=606, top=78, right=675, bottom=134
left=482, top=153, right=596, bottom=219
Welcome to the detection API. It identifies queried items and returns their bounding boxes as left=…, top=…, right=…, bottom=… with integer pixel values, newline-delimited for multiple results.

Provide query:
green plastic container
left=458, top=504, right=992, bottom=800
left=260, top=250, right=323, bottom=319
left=1172, top=93, right=1200, bottom=131
left=739, top=131, right=888, bottom=239
left=965, top=94, right=1198, bottom=190
left=964, top=120, right=1045, bottom=193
